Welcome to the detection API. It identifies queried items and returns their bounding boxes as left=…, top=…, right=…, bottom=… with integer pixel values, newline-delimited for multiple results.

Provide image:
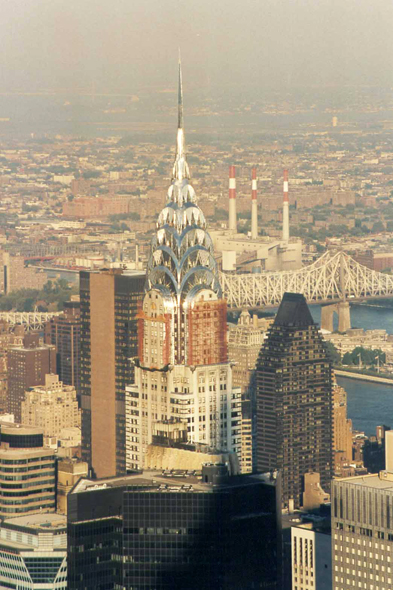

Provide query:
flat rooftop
left=336, top=473, right=393, bottom=491
left=72, top=470, right=277, bottom=495
left=3, top=512, right=66, bottom=531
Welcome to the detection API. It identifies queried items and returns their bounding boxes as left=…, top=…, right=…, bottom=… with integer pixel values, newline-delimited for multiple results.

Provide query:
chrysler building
left=126, top=61, right=242, bottom=470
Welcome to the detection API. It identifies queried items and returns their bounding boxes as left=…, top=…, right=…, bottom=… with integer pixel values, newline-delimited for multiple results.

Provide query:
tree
left=325, top=342, right=341, bottom=365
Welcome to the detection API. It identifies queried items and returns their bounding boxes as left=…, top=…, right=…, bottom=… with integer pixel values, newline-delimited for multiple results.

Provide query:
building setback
left=80, top=269, right=145, bottom=479
left=7, top=333, right=56, bottom=423
left=67, top=466, right=281, bottom=590
left=256, top=292, right=333, bottom=508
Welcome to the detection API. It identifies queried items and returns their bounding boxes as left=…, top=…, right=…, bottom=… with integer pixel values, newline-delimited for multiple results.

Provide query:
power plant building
left=211, top=168, right=302, bottom=272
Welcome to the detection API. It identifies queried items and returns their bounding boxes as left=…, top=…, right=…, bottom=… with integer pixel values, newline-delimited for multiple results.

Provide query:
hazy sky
left=1, top=0, right=393, bottom=94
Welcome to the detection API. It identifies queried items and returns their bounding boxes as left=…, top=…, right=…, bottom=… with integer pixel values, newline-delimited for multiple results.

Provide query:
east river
left=314, top=303, right=393, bottom=436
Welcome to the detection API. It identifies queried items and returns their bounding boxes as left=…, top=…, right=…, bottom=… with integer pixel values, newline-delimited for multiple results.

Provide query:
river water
left=317, top=303, right=393, bottom=436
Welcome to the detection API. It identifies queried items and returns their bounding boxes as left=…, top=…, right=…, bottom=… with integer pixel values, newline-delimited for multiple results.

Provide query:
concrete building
left=7, top=334, right=56, bottom=422
left=125, top=64, right=241, bottom=472
left=212, top=168, right=302, bottom=272
left=0, top=512, right=67, bottom=590
left=80, top=268, right=145, bottom=479
left=291, top=521, right=332, bottom=590
left=45, top=301, right=81, bottom=394
left=21, top=374, right=81, bottom=447
left=0, top=422, right=56, bottom=517
left=67, top=466, right=281, bottom=590
left=256, top=293, right=333, bottom=508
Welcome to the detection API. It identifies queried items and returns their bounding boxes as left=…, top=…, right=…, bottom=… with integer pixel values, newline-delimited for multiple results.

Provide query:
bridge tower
left=321, top=251, right=351, bottom=332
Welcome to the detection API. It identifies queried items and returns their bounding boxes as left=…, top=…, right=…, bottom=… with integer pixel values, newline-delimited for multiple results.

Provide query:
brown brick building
left=7, top=334, right=56, bottom=422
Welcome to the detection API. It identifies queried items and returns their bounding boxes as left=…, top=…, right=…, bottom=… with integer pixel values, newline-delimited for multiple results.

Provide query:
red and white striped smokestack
left=282, top=169, right=289, bottom=242
left=251, top=168, right=258, bottom=239
left=228, top=165, right=237, bottom=232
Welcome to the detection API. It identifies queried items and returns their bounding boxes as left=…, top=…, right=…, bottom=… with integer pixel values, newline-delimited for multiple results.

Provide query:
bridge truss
left=220, top=251, right=393, bottom=309
left=0, top=312, right=61, bottom=332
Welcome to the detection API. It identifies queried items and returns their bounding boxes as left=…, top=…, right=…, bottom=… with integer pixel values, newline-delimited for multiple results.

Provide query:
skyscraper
left=80, top=269, right=145, bottom=479
left=125, top=60, right=241, bottom=471
left=256, top=292, right=333, bottom=508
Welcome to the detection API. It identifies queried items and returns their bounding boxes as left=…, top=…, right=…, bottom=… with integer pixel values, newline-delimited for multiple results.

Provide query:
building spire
left=172, top=52, right=190, bottom=181
left=178, top=49, right=183, bottom=129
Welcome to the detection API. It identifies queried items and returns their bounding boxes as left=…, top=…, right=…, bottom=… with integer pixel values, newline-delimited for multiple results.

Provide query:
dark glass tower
left=80, top=269, right=145, bottom=479
left=67, top=466, right=281, bottom=590
left=256, top=292, right=333, bottom=508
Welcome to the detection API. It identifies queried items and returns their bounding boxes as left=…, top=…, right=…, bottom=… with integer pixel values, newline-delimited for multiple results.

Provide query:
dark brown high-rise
left=80, top=269, right=145, bottom=479
left=45, top=301, right=81, bottom=395
left=256, top=293, right=333, bottom=508
left=7, top=334, right=56, bottom=422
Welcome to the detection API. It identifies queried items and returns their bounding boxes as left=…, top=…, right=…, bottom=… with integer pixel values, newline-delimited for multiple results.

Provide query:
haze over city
left=2, top=0, right=393, bottom=95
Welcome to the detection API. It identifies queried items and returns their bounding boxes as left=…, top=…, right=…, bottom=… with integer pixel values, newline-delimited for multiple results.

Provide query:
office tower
left=80, top=269, right=145, bottom=478
left=7, top=333, right=56, bottom=422
left=0, top=513, right=67, bottom=590
left=45, top=301, right=81, bottom=394
left=125, top=61, right=241, bottom=471
left=0, top=421, right=56, bottom=517
left=256, top=292, right=333, bottom=508
left=332, top=382, right=353, bottom=476
left=21, top=373, right=81, bottom=447
left=67, top=466, right=280, bottom=590
left=332, top=433, right=393, bottom=590
left=291, top=521, right=332, bottom=590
